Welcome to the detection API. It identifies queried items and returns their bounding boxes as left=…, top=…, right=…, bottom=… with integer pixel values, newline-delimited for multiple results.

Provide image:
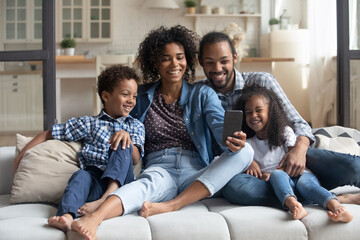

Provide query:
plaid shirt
left=52, top=110, right=145, bottom=170
left=201, top=69, right=315, bottom=144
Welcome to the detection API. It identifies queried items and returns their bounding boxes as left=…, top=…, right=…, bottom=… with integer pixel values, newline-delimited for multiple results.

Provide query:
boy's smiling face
left=102, top=78, right=138, bottom=119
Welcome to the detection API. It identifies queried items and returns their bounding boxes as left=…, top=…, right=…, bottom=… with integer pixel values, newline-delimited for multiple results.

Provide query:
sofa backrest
left=0, top=146, right=15, bottom=195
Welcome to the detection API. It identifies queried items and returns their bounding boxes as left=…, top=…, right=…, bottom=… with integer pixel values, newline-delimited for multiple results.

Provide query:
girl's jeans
left=269, top=170, right=337, bottom=209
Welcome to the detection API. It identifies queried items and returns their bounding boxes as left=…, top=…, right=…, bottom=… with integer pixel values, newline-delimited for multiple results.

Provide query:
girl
left=239, top=84, right=353, bottom=222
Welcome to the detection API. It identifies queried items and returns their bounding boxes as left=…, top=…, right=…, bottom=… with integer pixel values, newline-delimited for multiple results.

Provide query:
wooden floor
left=0, top=132, right=39, bottom=147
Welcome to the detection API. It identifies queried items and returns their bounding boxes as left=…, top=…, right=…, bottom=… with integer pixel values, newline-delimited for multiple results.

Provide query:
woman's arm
left=13, top=130, right=53, bottom=173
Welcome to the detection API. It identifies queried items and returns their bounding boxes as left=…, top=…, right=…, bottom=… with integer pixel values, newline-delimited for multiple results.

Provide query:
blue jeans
left=223, top=147, right=360, bottom=207
left=111, top=145, right=253, bottom=215
left=57, top=145, right=134, bottom=217
left=269, top=170, right=337, bottom=209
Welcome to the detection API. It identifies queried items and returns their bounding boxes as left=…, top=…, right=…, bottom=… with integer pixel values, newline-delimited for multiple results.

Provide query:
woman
left=71, top=25, right=253, bottom=240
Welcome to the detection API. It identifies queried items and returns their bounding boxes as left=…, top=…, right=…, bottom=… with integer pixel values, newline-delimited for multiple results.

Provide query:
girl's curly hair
left=238, top=84, right=293, bottom=149
left=136, top=25, right=199, bottom=83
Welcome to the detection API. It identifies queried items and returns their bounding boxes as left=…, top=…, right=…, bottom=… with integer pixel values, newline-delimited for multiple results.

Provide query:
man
left=198, top=31, right=360, bottom=206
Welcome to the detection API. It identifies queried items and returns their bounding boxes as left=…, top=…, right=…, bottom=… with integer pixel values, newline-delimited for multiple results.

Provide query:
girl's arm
left=13, top=130, right=53, bottom=173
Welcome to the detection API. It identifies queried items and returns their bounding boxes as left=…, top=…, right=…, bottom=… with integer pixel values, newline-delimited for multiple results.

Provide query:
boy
left=14, top=65, right=145, bottom=232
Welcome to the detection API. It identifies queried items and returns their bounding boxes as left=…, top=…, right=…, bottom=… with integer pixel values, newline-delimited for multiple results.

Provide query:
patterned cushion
left=312, top=126, right=360, bottom=155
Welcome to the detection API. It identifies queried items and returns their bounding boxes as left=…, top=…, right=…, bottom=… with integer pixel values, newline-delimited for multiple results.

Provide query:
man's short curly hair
left=136, top=25, right=199, bottom=83
left=97, top=65, right=140, bottom=106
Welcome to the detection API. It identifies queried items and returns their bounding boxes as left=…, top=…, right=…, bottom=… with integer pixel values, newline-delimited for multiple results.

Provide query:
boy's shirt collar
left=98, top=109, right=132, bottom=122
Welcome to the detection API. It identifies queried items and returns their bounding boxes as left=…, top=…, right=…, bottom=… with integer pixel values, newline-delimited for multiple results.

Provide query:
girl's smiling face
left=244, top=94, right=269, bottom=140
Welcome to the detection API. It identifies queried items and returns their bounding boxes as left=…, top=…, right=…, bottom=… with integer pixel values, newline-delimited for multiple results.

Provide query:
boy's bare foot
left=327, top=206, right=353, bottom=223
left=285, top=197, right=308, bottom=220
left=140, top=201, right=177, bottom=218
left=71, top=213, right=101, bottom=240
left=78, top=199, right=105, bottom=215
left=337, top=193, right=360, bottom=205
left=48, top=214, right=73, bottom=232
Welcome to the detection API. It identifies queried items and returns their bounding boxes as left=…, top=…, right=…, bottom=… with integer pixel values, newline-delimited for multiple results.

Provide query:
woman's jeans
left=223, top=147, right=360, bottom=208
left=110, top=145, right=253, bottom=215
left=269, top=170, right=337, bottom=209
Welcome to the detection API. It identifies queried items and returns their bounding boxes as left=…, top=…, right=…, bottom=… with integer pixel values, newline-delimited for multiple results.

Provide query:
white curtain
left=308, top=0, right=337, bottom=128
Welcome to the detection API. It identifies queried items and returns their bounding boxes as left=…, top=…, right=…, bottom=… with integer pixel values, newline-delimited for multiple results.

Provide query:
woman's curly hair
left=136, top=25, right=199, bottom=83
left=97, top=64, right=140, bottom=106
left=237, top=84, right=293, bottom=149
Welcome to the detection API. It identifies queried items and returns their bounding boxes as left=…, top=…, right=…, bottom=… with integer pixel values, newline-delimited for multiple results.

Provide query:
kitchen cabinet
left=56, top=0, right=113, bottom=43
left=3, top=0, right=42, bottom=42
left=0, top=73, right=43, bottom=131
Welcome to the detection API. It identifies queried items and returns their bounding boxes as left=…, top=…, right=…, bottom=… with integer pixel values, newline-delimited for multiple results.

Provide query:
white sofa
left=1, top=126, right=360, bottom=240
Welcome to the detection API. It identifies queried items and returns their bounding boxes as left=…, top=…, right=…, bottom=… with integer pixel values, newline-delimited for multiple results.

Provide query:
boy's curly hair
left=97, top=64, right=140, bottom=106
left=238, top=84, right=293, bottom=149
left=136, top=25, right=199, bottom=83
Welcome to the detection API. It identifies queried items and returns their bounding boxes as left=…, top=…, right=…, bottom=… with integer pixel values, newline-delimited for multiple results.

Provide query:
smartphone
left=221, top=110, right=243, bottom=147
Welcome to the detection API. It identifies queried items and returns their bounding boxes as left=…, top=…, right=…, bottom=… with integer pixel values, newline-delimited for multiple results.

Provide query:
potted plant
left=184, top=0, right=196, bottom=14
left=269, top=18, right=279, bottom=32
left=60, top=38, right=76, bottom=56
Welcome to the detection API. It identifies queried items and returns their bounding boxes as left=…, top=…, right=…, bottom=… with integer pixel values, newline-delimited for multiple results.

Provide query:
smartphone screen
left=221, top=110, right=243, bottom=147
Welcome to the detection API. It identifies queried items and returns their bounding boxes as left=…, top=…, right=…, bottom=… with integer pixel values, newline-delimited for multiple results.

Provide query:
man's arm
left=13, top=130, right=53, bottom=173
left=278, top=136, right=310, bottom=177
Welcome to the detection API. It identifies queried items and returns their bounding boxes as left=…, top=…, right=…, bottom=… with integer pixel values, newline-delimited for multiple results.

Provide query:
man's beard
left=210, top=68, right=234, bottom=91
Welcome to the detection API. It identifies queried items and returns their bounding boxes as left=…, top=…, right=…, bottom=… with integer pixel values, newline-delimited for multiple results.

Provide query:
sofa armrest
left=0, top=146, right=15, bottom=195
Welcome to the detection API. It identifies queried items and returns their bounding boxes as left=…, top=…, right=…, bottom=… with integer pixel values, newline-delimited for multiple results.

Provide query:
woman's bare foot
left=140, top=201, right=177, bottom=218
left=78, top=199, right=105, bottom=215
left=48, top=214, right=73, bottom=232
left=285, top=197, right=308, bottom=220
left=71, top=213, right=102, bottom=240
left=337, top=193, right=360, bottom=205
left=327, top=206, right=353, bottom=223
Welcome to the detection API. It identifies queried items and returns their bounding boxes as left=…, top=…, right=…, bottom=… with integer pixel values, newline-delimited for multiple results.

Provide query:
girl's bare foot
left=71, top=214, right=102, bottom=240
left=285, top=197, right=308, bottom=220
left=337, top=193, right=360, bottom=205
left=327, top=206, right=353, bottom=223
left=140, top=201, right=177, bottom=218
left=48, top=214, right=73, bottom=232
left=78, top=199, right=105, bottom=215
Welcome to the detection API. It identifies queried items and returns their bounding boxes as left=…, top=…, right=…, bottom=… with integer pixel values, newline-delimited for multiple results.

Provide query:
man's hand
left=226, top=131, right=246, bottom=153
left=109, top=130, right=131, bottom=150
left=277, top=136, right=310, bottom=177
left=246, top=160, right=262, bottom=179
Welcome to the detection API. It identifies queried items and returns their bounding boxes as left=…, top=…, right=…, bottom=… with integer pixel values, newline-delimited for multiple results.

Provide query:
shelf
left=185, top=13, right=261, bottom=17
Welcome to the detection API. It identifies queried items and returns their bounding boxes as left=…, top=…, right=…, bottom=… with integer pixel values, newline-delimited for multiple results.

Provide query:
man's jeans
left=223, top=147, right=360, bottom=207
left=269, top=170, right=337, bottom=209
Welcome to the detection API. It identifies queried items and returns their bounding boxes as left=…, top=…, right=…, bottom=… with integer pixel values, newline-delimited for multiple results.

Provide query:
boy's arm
left=131, top=143, right=141, bottom=165
left=13, top=130, right=53, bottom=173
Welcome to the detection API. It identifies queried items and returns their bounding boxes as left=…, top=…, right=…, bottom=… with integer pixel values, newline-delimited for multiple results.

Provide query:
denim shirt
left=130, top=79, right=228, bottom=166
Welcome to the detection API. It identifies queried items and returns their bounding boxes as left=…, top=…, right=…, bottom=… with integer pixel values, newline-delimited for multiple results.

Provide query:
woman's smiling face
left=157, top=42, right=187, bottom=84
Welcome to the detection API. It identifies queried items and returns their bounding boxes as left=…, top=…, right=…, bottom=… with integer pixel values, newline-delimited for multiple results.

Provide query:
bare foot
left=71, top=214, right=101, bottom=240
left=48, top=214, right=73, bottom=232
left=140, top=201, right=177, bottom=218
left=327, top=206, right=353, bottom=223
left=78, top=199, right=105, bottom=215
left=286, top=197, right=308, bottom=220
left=337, top=193, right=360, bottom=205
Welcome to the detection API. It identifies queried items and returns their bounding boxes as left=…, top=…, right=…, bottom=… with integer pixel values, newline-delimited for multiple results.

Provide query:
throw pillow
left=312, top=126, right=360, bottom=155
left=11, top=134, right=81, bottom=204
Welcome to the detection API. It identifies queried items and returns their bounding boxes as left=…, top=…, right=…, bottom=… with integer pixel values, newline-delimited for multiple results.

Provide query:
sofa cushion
left=0, top=217, right=66, bottom=240
left=11, top=134, right=80, bottom=204
left=312, top=126, right=360, bottom=155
